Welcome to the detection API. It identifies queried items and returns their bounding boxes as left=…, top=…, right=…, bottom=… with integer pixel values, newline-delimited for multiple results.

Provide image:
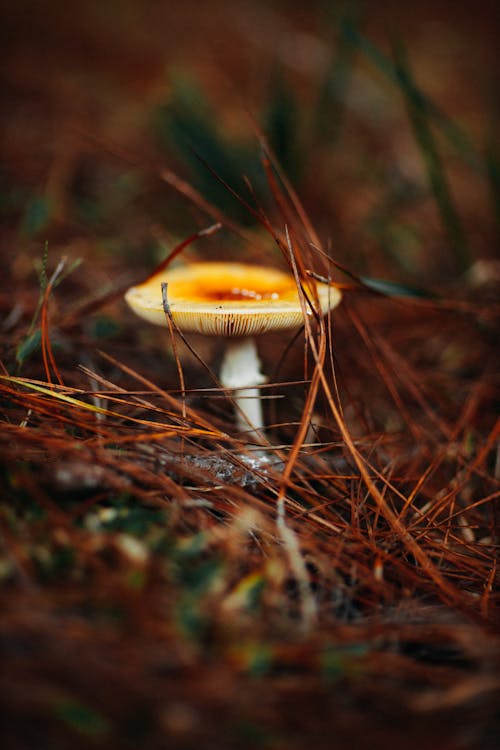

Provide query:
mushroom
left=125, top=261, right=341, bottom=442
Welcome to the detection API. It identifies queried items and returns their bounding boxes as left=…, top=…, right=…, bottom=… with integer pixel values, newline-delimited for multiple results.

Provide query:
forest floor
left=0, top=2, right=499, bottom=748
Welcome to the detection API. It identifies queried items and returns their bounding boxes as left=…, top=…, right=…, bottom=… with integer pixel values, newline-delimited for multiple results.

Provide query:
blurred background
left=1, top=0, right=498, bottom=286
left=1, top=4, right=499, bottom=750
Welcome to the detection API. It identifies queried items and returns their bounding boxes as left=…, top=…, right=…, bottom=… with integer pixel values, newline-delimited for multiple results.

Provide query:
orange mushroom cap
left=125, top=262, right=341, bottom=337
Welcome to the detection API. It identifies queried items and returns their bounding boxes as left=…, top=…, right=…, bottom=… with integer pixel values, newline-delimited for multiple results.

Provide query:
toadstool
left=125, top=261, right=341, bottom=442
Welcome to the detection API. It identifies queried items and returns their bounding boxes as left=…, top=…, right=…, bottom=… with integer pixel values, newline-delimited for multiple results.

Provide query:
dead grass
left=0, top=1, right=499, bottom=748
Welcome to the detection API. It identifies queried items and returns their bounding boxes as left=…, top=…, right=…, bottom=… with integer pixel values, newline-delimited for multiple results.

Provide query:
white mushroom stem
left=219, top=337, right=267, bottom=441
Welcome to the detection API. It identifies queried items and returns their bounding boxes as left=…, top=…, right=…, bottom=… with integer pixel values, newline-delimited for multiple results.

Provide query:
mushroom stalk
left=219, top=337, right=267, bottom=441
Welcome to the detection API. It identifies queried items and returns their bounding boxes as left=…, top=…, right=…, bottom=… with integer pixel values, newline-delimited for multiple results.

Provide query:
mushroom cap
left=125, top=262, right=342, bottom=337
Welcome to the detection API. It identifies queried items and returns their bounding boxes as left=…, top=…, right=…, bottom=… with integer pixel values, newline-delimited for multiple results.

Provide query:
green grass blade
left=360, top=276, right=436, bottom=299
left=485, top=139, right=500, bottom=244
left=392, top=41, right=471, bottom=273
left=154, top=74, right=265, bottom=224
left=264, top=70, right=301, bottom=184
left=340, top=20, right=482, bottom=174
left=313, top=9, right=359, bottom=146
